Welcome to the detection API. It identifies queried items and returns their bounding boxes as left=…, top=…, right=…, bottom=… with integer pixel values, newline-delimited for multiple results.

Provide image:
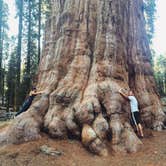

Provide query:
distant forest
left=0, top=0, right=165, bottom=111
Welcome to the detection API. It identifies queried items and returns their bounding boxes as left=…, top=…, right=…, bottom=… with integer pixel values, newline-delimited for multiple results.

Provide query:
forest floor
left=0, top=121, right=165, bottom=166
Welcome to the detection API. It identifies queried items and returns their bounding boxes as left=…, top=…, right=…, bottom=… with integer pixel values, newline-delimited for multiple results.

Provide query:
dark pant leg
left=134, top=112, right=141, bottom=124
left=15, top=100, right=31, bottom=116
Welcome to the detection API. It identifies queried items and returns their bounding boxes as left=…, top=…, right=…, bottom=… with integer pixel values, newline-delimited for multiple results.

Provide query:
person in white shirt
left=119, top=89, right=144, bottom=138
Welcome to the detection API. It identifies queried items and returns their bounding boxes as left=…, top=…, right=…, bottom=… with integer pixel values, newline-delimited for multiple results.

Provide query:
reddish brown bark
left=0, top=0, right=165, bottom=156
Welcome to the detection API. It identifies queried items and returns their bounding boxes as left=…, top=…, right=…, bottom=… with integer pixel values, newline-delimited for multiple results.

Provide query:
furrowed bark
left=0, top=0, right=165, bottom=156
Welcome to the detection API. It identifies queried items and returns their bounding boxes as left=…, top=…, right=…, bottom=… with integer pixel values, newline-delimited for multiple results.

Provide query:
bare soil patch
left=0, top=122, right=165, bottom=166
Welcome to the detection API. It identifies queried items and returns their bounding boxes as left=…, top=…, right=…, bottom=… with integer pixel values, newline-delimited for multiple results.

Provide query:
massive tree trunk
left=0, top=0, right=165, bottom=156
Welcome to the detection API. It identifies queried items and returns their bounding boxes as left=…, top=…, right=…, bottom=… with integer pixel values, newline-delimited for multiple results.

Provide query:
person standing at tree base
left=119, top=89, right=144, bottom=138
left=15, top=87, right=44, bottom=116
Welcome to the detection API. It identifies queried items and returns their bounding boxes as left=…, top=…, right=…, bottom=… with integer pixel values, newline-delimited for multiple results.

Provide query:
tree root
left=0, top=93, right=49, bottom=145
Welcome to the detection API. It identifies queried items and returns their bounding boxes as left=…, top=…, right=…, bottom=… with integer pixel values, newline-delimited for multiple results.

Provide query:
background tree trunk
left=16, top=0, right=23, bottom=89
left=26, top=0, right=32, bottom=89
left=0, top=0, right=3, bottom=98
left=0, top=0, right=165, bottom=156
left=38, top=0, right=41, bottom=64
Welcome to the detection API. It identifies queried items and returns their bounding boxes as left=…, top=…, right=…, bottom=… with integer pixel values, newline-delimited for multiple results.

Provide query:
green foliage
left=19, top=0, right=49, bottom=100
left=1, top=2, right=9, bottom=30
left=0, top=0, right=9, bottom=106
left=41, top=0, right=51, bottom=19
left=0, top=0, right=51, bottom=110
left=144, top=0, right=156, bottom=44
left=143, top=0, right=165, bottom=96
left=154, top=54, right=166, bottom=96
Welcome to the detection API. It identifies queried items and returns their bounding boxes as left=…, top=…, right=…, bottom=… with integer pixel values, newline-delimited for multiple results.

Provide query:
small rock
left=82, top=124, right=97, bottom=146
left=40, top=145, right=63, bottom=156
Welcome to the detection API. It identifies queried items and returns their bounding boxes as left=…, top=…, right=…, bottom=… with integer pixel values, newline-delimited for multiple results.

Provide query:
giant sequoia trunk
left=0, top=0, right=165, bottom=156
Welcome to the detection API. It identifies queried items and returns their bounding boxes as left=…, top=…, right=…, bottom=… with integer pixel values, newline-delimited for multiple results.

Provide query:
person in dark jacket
left=15, top=87, right=44, bottom=116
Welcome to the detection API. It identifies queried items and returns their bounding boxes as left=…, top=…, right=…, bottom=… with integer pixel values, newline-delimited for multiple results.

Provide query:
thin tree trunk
left=164, top=71, right=166, bottom=94
left=0, top=0, right=3, bottom=98
left=1, top=27, right=4, bottom=106
left=38, top=0, right=41, bottom=64
left=15, top=0, right=23, bottom=109
left=2, top=68, right=5, bottom=106
left=0, top=0, right=165, bottom=156
left=16, top=0, right=23, bottom=87
left=26, top=0, right=32, bottom=88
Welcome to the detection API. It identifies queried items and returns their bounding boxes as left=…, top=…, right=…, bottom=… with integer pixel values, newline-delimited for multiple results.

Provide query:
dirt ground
left=0, top=122, right=165, bottom=166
